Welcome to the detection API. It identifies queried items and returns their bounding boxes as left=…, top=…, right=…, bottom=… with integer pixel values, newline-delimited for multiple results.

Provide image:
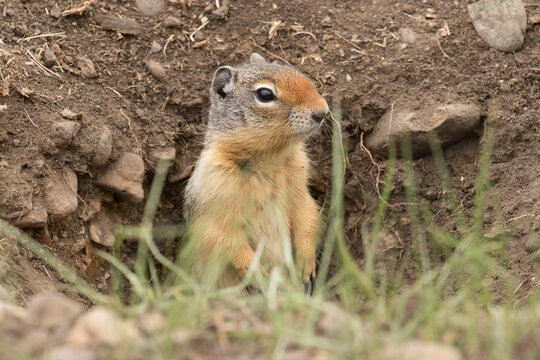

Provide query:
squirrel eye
left=255, top=88, right=276, bottom=103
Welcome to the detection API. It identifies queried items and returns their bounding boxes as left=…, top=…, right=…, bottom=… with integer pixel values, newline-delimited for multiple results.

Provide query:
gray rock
left=135, top=0, right=165, bottom=17
left=93, top=126, right=113, bottom=166
left=13, top=200, right=47, bottom=228
left=76, top=57, right=97, bottom=79
left=50, top=121, right=81, bottom=148
left=468, top=0, right=527, bottom=52
left=398, top=27, right=417, bottom=44
left=163, top=16, right=182, bottom=28
left=150, top=40, right=163, bottom=53
left=89, top=209, right=119, bottom=247
left=97, top=153, right=145, bottom=203
left=42, top=48, right=57, bottom=68
left=44, top=169, right=78, bottom=218
left=144, top=60, right=166, bottom=81
left=26, top=292, right=83, bottom=332
left=365, top=103, right=482, bottom=158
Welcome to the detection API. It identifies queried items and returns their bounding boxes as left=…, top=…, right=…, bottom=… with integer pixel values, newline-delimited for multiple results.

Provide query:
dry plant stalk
left=62, top=0, right=97, bottom=17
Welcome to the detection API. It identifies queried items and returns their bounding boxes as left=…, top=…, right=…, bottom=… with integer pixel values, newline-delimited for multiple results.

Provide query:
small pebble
left=150, top=40, right=163, bottom=53
left=42, top=49, right=57, bottom=68
left=144, top=60, right=166, bottom=81
left=163, top=16, right=182, bottom=28
left=77, top=57, right=97, bottom=79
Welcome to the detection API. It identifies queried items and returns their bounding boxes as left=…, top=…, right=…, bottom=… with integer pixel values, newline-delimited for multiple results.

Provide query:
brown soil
left=0, top=0, right=538, bottom=303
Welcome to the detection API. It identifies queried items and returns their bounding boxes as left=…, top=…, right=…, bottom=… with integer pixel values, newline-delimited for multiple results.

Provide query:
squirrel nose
left=311, top=108, right=328, bottom=123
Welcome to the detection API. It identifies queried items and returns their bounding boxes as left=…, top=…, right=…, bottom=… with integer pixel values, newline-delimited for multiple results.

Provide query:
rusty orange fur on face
left=275, top=71, right=327, bottom=110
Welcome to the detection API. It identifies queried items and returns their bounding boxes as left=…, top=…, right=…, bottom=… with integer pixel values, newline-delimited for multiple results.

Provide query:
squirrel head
left=207, top=53, right=328, bottom=146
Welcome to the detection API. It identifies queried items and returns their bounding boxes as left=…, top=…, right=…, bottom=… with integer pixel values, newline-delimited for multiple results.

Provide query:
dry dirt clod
left=398, top=27, right=417, bottom=44
left=42, top=49, right=57, bottom=68
left=97, top=152, right=145, bottom=203
left=89, top=209, right=119, bottom=247
left=144, top=60, right=166, bottom=81
left=93, top=126, right=113, bottom=166
left=50, top=121, right=81, bottom=148
left=365, top=103, right=482, bottom=158
left=96, top=15, right=142, bottom=35
left=13, top=200, right=47, bottom=228
left=44, top=168, right=78, bottom=218
left=163, top=16, right=182, bottom=28
left=76, top=57, right=97, bottom=78
left=468, top=0, right=527, bottom=52
left=50, top=6, right=62, bottom=18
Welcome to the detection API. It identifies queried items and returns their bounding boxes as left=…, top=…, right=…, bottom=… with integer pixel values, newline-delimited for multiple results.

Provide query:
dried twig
left=189, top=17, right=209, bottom=42
left=436, top=36, right=450, bottom=58
left=26, top=50, right=63, bottom=80
left=23, top=106, right=38, bottom=128
left=292, top=31, right=317, bottom=41
left=268, top=20, right=284, bottom=40
left=62, top=0, right=96, bottom=17
left=17, top=32, right=66, bottom=43
left=163, top=34, right=174, bottom=56
left=335, top=32, right=366, bottom=54
left=120, top=109, right=143, bottom=155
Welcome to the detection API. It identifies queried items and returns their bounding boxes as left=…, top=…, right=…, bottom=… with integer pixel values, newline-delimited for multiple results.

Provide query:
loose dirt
left=0, top=0, right=538, bottom=303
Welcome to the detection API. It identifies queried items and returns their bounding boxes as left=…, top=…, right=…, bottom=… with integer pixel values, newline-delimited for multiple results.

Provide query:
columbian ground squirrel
left=184, top=53, right=328, bottom=291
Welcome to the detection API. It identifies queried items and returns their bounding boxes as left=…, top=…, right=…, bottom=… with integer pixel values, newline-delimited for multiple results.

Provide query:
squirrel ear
left=250, top=53, right=266, bottom=64
left=211, top=66, right=236, bottom=99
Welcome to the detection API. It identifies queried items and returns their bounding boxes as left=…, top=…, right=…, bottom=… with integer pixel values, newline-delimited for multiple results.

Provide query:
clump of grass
left=0, top=99, right=538, bottom=359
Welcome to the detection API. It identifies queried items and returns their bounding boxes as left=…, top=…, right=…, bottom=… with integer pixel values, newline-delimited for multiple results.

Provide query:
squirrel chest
left=190, top=138, right=309, bottom=266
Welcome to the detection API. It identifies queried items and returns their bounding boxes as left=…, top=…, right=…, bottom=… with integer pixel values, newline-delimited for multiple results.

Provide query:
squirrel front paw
left=296, top=256, right=316, bottom=295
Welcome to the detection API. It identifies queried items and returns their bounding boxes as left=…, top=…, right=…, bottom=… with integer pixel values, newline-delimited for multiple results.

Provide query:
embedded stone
left=50, top=121, right=80, bottom=148
left=468, top=0, right=527, bottom=52
left=44, top=169, right=78, bottom=218
left=97, top=153, right=145, bottom=203
left=93, top=126, right=113, bottom=166
left=89, top=209, right=119, bottom=247
left=366, top=103, right=482, bottom=158
left=13, top=200, right=47, bottom=228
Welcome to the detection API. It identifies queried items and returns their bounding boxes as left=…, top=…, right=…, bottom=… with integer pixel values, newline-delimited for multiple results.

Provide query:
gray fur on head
left=206, top=53, right=326, bottom=139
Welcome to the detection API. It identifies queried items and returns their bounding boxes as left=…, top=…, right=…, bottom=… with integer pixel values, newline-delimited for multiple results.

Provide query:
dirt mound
left=0, top=0, right=538, bottom=301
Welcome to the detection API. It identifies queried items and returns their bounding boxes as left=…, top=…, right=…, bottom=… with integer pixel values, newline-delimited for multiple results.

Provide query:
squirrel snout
left=311, top=107, right=329, bottom=124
